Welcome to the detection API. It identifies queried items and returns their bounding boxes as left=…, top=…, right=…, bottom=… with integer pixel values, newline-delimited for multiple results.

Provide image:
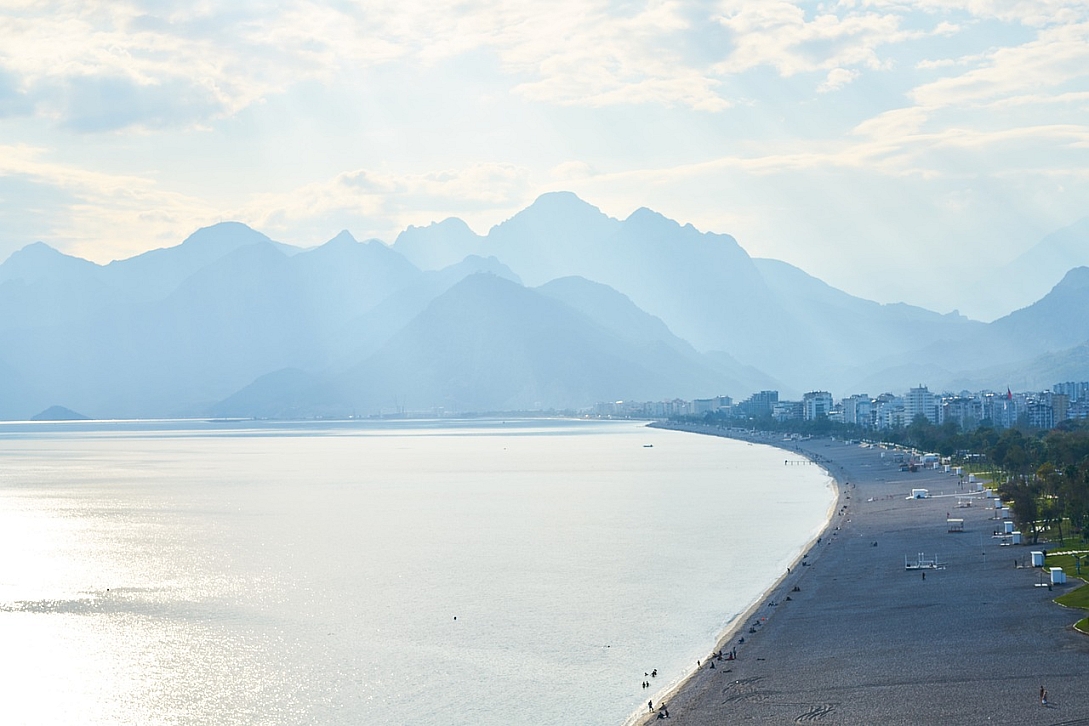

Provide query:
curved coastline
left=623, top=423, right=844, bottom=725
left=632, top=423, right=1089, bottom=725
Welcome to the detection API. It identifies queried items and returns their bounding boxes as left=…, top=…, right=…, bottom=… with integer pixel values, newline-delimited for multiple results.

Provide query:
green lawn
left=1047, top=551, right=1089, bottom=633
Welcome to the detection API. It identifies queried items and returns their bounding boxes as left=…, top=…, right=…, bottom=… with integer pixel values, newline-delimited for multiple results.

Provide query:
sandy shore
left=636, top=425, right=1089, bottom=725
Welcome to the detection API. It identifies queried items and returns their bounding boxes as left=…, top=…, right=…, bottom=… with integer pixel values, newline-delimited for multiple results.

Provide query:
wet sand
left=639, top=426, right=1089, bottom=725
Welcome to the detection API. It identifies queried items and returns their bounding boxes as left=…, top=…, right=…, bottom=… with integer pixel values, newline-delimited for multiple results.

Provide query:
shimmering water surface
left=0, top=419, right=833, bottom=725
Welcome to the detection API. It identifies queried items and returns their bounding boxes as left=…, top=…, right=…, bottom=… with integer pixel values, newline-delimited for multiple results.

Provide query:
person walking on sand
left=648, top=699, right=653, bottom=712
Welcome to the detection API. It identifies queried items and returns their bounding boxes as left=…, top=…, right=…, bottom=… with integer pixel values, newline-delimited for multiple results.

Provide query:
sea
left=0, top=418, right=834, bottom=725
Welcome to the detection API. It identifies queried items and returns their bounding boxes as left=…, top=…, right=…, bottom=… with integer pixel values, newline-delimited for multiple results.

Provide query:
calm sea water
left=0, top=419, right=833, bottom=725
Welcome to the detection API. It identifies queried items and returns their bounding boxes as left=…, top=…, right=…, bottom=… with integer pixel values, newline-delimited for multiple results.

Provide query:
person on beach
left=648, top=699, right=653, bottom=712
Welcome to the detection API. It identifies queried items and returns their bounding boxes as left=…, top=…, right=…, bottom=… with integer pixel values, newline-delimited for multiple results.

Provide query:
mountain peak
left=394, top=217, right=483, bottom=271
left=402, top=217, right=476, bottom=236
left=1054, top=265, right=1089, bottom=291
left=327, top=230, right=359, bottom=246
left=624, top=206, right=679, bottom=230
left=489, top=191, right=615, bottom=237
left=519, top=191, right=607, bottom=219
left=0, top=241, right=100, bottom=283
left=178, top=222, right=273, bottom=253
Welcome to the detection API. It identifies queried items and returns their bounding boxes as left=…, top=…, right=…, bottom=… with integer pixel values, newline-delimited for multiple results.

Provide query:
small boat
left=643, top=444, right=653, bottom=448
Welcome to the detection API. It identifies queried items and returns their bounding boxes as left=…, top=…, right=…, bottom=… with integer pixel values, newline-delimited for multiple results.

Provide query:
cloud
left=236, top=162, right=535, bottom=244
left=910, top=21, right=1089, bottom=108
left=550, top=160, right=597, bottom=181
left=0, top=144, right=218, bottom=260
left=56, top=74, right=224, bottom=132
left=817, top=67, right=860, bottom=92
left=0, top=0, right=738, bottom=125
left=711, top=1, right=911, bottom=77
left=0, top=69, right=33, bottom=118
left=1, top=0, right=1086, bottom=131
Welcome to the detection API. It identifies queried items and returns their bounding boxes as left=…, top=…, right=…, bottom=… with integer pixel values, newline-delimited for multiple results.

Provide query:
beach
left=640, top=425, right=1089, bottom=724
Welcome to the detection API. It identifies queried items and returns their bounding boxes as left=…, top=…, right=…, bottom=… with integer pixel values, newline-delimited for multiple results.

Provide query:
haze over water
left=0, top=419, right=833, bottom=725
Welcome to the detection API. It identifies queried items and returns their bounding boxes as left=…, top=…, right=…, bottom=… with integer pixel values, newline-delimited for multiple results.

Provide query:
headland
left=638, top=424, right=1089, bottom=724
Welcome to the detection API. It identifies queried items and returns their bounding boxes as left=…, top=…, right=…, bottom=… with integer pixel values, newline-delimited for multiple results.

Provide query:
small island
left=30, top=405, right=91, bottom=421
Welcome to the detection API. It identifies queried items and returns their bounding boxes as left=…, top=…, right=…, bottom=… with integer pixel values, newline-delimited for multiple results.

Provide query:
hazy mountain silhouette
left=394, top=217, right=483, bottom=271
left=989, top=267, right=1089, bottom=351
left=394, top=192, right=804, bottom=381
left=209, top=368, right=341, bottom=419
left=1, top=193, right=1087, bottom=419
left=392, top=193, right=999, bottom=391
left=102, top=222, right=300, bottom=302
left=339, top=273, right=731, bottom=412
left=844, top=266, right=1089, bottom=394
left=535, top=276, right=777, bottom=395
left=0, top=242, right=122, bottom=331
left=31, top=405, right=90, bottom=421
left=986, top=218, right=1089, bottom=320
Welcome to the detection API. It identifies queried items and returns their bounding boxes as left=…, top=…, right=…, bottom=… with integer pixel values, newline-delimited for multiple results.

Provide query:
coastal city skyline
left=3, top=2, right=1089, bottom=320
left=597, top=381, right=1089, bottom=431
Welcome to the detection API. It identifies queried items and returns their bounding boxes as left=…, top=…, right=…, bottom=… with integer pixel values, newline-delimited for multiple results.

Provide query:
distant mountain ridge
left=1, top=194, right=1087, bottom=419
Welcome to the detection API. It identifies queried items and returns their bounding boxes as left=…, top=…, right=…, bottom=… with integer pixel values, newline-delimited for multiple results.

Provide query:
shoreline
left=623, top=423, right=845, bottom=724
left=635, top=423, right=1089, bottom=724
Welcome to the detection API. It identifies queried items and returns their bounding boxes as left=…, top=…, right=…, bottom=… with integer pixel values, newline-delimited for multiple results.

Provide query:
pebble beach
left=640, top=427, right=1089, bottom=725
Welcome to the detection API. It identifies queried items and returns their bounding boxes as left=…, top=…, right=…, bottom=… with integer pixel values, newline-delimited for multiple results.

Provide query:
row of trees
left=882, top=418, right=1089, bottom=544
left=687, top=410, right=1089, bottom=545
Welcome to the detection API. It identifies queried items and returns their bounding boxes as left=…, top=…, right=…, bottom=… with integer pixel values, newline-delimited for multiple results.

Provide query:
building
left=1052, top=393, right=1070, bottom=423
left=773, top=400, right=803, bottom=421
left=874, top=393, right=906, bottom=429
left=802, top=391, right=834, bottom=421
left=689, top=395, right=733, bottom=416
left=905, top=385, right=939, bottom=424
left=1025, top=394, right=1055, bottom=430
left=981, top=391, right=1018, bottom=429
left=1053, top=381, right=1089, bottom=403
left=841, top=394, right=874, bottom=428
left=941, top=395, right=982, bottom=430
left=739, top=390, right=778, bottom=418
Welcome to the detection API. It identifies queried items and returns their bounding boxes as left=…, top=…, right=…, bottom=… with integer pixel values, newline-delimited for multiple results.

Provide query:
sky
left=1, top=0, right=1088, bottom=321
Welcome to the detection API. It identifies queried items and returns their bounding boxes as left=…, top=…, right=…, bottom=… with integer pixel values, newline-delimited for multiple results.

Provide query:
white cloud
left=0, top=145, right=537, bottom=258
left=0, top=0, right=739, bottom=125
left=235, top=162, right=534, bottom=245
left=818, top=67, right=861, bottom=92
left=910, top=22, right=1089, bottom=108
left=550, top=161, right=597, bottom=181
left=712, top=1, right=912, bottom=76
left=0, top=143, right=217, bottom=260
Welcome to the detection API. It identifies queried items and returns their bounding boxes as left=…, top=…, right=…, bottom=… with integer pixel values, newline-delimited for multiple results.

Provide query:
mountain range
left=1, top=192, right=1086, bottom=419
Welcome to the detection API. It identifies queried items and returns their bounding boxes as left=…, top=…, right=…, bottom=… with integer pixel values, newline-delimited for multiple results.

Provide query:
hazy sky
left=1, top=1, right=1087, bottom=319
